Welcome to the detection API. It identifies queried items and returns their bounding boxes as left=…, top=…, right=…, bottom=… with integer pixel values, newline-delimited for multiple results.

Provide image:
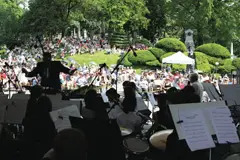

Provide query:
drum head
left=120, top=127, right=132, bottom=136
left=149, top=129, right=173, bottom=150
left=123, top=137, right=149, bottom=153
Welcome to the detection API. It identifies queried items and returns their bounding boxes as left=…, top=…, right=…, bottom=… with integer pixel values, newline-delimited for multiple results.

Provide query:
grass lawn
left=69, top=51, right=120, bottom=66
left=65, top=51, right=152, bottom=74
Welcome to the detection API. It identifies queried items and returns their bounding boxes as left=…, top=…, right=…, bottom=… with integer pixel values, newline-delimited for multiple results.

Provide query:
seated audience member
left=42, top=128, right=88, bottom=160
left=165, top=86, right=208, bottom=160
left=106, top=88, right=122, bottom=119
left=22, top=95, right=57, bottom=160
left=117, top=86, right=142, bottom=132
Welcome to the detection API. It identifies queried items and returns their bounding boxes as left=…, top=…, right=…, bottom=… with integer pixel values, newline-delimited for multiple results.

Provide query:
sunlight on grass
left=70, top=51, right=120, bottom=66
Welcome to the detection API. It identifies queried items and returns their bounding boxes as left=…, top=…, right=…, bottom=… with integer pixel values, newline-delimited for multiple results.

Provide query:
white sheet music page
left=179, top=109, right=215, bottom=151
left=50, top=105, right=81, bottom=132
left=210, top=106, right=240, bottom=144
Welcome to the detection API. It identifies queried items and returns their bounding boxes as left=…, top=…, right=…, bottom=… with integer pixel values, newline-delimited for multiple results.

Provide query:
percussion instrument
left=222, top=153, right=240, bottom=160
left=120, top=127, right=132, bottom=137
left=149, top=129, right=173, bottom=151
left=123, top=137, right=149, bottom=160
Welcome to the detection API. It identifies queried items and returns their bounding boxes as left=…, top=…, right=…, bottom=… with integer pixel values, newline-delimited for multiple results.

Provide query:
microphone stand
left=111, top=48, right=132, bottom=93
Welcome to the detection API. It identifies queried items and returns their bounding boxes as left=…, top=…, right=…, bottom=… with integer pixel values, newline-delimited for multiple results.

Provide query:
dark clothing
left=22, top=115, right=57, bottom=160
left=26, top=61, right=70, bottom=90
left=70, top=117, right=126, bottom=160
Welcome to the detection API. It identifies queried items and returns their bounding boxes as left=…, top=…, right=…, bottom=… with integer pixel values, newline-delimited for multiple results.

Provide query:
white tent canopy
left=162, top=51, right=195, bottom=65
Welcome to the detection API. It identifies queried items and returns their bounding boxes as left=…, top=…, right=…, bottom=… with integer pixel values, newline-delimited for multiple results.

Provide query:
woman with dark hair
left=116, top=87, right=142, bottom=132
left=22, top=95, right=57, bottom=160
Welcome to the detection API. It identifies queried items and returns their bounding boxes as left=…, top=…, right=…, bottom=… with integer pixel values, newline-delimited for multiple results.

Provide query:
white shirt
left=116, top=111, right=142, bottom=131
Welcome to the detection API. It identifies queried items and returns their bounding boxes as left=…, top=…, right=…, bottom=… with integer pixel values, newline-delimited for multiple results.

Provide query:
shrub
left=155, top=38, right=187, bottom=52
left=122, top=54, right=132, bottom=66
left=218, top=59, right=235, bottom=73
left=206, top=55, right=224, bottom=66
left=135, top=38, right=153, bottom=47
left=148, top=48, right=166, bottom=60
left=160, top=52, right=175, bottom=61
left=232, top=58, right=240, bottom=69
left=146, top=60, right=161, bottom=67
left=195, top=52, right=211, bottom=73
left=196, top=43, right=230, bottom=58
left=128, top=50, right=157, bottom=65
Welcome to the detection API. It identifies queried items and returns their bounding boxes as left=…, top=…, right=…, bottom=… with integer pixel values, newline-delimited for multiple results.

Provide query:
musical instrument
left=149, top=129, right=173, bottom=151
left=120, top=127, right=132, bottom=137
left=123, top=137, right=149, bottom=160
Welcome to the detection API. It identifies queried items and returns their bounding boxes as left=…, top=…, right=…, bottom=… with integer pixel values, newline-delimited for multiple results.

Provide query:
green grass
left=63, top=51, right=153, bottom=74
left=69, top=51, right=120, bottom=66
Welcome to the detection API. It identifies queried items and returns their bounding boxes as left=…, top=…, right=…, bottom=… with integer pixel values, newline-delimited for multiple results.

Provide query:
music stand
left=2, top=67, right=20, bottom=99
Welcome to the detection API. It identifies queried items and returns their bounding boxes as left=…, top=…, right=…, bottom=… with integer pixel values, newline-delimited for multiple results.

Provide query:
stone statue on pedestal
left=185, top=29, right=195, bottom=72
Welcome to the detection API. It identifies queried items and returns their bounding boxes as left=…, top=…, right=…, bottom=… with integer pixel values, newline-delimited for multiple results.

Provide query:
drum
left=120, top=127, right=132, bottom=137
left=123, top=137, right=149, bottom=160
left=149, top=129, right=173, bottom=151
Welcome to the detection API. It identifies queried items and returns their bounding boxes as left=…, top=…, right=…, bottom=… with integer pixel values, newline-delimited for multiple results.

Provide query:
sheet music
left=50, top=105, right=81, bottom=132
left=147, top=92, right=157, bottom=107
left=179, top=109, right=215, bottom=151
left=210, top=106, right=240, bottom=144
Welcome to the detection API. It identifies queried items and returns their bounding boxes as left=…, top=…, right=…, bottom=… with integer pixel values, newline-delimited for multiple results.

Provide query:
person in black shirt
left=22, top=52, right=76, bottom=91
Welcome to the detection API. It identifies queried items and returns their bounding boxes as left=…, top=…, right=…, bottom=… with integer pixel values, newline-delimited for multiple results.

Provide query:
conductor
left=22, top=52, right=77, bottom=91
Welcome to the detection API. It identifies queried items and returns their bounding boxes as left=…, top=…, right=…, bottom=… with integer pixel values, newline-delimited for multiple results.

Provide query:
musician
left=22, top=52, right=77, bottom=91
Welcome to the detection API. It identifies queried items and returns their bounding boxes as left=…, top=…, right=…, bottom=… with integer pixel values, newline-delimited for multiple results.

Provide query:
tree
left=0, top=0, right=24, bottom=47
left=140, top=0, right=166, bottom=42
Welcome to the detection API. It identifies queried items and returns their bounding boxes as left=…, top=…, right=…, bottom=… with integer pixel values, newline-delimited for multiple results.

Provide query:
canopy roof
left=162, top=51, right=195, bottom=65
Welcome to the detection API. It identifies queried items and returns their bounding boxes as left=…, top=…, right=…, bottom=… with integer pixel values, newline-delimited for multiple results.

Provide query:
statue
left=185, top=29, right=195, bottom=56
left=185, top=29, right=195, bottom=72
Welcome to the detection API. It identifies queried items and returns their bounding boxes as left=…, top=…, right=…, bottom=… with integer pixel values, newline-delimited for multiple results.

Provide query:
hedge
left=155, top=38, right=187, bottom=52
left=122, top=54, right=132, bottom=66
left=195, top=52, right=211, bottom=73
left=146, top=60, right=161, bottom=67
left=148, top=48, right=166, bottom=60
left=206, top=55, right=224, bottom=66
left=196, top=43, right=231, bottom=59
left=232, top=58, right=240, bottom=69
left=128, top=50, right=157, bottom=65
left=218, top=59, right=236, bottom=73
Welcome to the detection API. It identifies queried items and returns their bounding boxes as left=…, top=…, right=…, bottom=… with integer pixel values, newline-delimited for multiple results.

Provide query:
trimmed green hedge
left=196, top=43, right=231, bottom=59
left=148, top=48, right=166, bottom=60
left=232, top=58, right=240, bottom=69
left=218, top=59, right=236, bottom=73
left=122, top=54, right=132, bottom=66
left=195, top=52, right=211, bottom=73
left=155, top=38, right=187, bottom=52
left=146, top=60, right=161, bottom=67
left=128, top=50, right=157, bottom=65
left=206, top=55, right=224, bottom=66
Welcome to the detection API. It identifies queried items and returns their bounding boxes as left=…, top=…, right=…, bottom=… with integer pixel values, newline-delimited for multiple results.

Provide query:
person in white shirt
left=116, top=87, right=142, bottom=132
